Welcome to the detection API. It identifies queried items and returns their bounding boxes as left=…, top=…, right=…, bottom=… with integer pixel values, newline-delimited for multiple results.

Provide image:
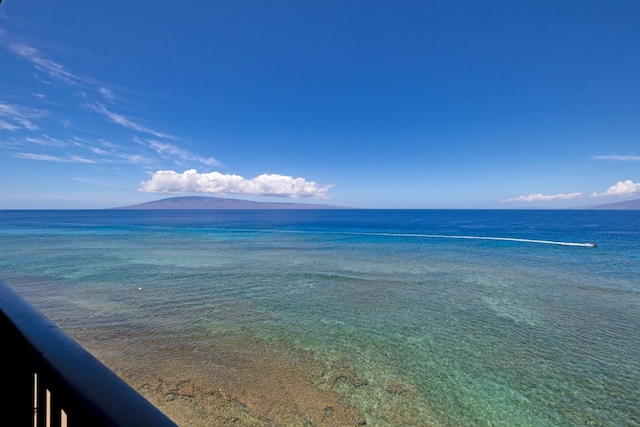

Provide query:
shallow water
left=1, top=209, right=639, bottom=426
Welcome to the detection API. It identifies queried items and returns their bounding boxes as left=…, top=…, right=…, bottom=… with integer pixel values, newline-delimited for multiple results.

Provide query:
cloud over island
left=140, top=169, right=334, bottom=199
left=505, top=179, right=640, bottom=203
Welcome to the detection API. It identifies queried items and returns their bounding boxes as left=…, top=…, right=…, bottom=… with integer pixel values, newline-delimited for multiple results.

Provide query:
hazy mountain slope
left=113, top=196, right=346, bottom=209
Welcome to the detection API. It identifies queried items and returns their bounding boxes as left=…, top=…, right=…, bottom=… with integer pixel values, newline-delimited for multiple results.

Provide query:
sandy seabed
left=73, top=330, right=368, bottom=427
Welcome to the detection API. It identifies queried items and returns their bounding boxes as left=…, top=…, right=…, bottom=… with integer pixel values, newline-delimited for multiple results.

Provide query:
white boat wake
left=256, top=229, right=597, bottom=247
left=366, top=233, right=597, bottom=247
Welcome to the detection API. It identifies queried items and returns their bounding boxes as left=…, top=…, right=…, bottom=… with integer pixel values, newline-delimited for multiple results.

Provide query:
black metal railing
left=0, top=280, right=178, bottom=427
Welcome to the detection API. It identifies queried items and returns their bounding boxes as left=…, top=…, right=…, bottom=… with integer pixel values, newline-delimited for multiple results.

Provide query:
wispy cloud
left=2, top=39, right=231, bottom=181
left=0, top=137, right=21, bottom=148
left=24, top=135, right=68, bottom=147
left=91, top=104, right=176, bottom=139
left=72, top=177, right=125, bottom=188
left=115, top=152, right=155, bottom=165
left=0, top=119, right=19, bottom=131
left=506, top=179, right=640, bottom=203
left=73, top=138, right=155, bottom=166
left=2, top=40, right=132, bottom=130
left=592, top=155, right=640, bottom=161
left=141, top=138, right=220, bottom=166
left=4, top=132, right=155, bottom=167
left=7, top=42, right=85, bottom=86
left=0, top=101, right=44, bottom=131
left=13, top=152, right=97, bottom=163
left=98, top=87, right=116, bottom=101
left=139, top=169, right=334, bottom=199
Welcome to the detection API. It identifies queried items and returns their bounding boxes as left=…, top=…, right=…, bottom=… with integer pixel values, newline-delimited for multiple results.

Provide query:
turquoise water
left=1, top=209, right=639, bottom=426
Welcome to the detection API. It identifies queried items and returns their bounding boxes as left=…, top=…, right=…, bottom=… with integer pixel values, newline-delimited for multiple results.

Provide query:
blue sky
left=1, top=1, right=638, bottom=209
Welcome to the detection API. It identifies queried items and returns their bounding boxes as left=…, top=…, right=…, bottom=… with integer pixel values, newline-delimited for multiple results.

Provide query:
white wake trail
left=370, top=233, right=597, bottom=247
left=257, top=229, right=597, bottom=247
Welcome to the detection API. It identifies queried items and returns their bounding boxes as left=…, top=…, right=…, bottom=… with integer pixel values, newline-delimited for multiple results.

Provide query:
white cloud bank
left=506, top=192, right=584, bottom=202
left=140, top=169, right=334, bottom=199
left=506, top=180, right=640, bottom=203
left=592, top=179, right=640, bottom=197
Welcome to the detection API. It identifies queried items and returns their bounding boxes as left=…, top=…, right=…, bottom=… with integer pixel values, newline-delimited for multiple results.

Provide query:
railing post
left=50, top=387, right=63, bottom=427
left=1, top=280, right=178, bottom=427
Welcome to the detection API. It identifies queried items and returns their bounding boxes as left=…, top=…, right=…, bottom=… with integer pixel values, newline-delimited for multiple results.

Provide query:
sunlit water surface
left=1, top=209, right=638, bottom=426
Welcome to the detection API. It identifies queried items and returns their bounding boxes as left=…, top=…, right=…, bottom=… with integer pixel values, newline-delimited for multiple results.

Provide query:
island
left=113, top=196, right=348, bottom=210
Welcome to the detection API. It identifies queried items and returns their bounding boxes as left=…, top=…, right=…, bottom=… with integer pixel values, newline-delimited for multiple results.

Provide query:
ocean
left=0, top=209, right=638, bottom=426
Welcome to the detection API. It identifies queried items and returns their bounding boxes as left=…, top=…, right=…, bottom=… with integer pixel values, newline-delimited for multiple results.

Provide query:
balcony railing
left=0, top=280, right=178, bottom=427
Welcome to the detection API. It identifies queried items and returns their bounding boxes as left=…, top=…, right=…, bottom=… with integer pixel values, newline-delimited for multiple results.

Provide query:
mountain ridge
left=113, top=196, right=348, bottom=210
left=112, top=196, right=640, bottom=210
left=579, top=198, right=640, bottom=210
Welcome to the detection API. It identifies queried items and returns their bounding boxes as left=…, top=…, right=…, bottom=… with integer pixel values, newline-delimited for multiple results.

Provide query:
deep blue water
left=1, top=209, right=639, bottom=426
